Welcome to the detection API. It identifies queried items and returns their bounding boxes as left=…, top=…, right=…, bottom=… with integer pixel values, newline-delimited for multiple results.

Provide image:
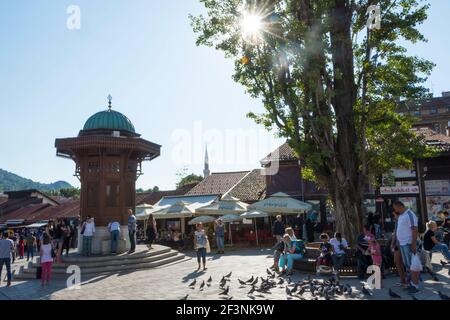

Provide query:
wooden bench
left=293, top=244, right=397, bottom=276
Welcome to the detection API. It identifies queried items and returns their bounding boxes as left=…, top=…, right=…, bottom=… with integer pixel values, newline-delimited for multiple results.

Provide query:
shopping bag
left=410, top=253, right=423, bottom=272
left=205, top=239, right=211, bottom=253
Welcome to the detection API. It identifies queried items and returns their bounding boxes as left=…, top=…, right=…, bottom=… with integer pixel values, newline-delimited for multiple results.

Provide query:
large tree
left=191, top=0, right=434, bottom=243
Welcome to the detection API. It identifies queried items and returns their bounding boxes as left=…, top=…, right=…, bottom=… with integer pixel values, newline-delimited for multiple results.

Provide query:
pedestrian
left=305, top=218, right=315, bottom=243
left=316, top=233, right=333, bottom=273
left=367, top=234, right=383, bottom=287
left=214, top=218, right=225, bottom=254
left=26, top=232, right=36, bottom=261
left=53, top=220, right=64, bottom=263
left=424, top=220, right=450, bottom=261
left=145, top=214, right=157, bottom=250
left=272, top=215, right=285, bottom=243
left=393, top=200, right=420, bottom=293
left=279, top=234, right=306, bottom=276
left=272, top=238, right=285, bottom=273
left=39, top=234, right=55, bottom=287
left=285, top=227, right=297, bottom=240
left=355, top=225, right=374, bottom=279
left=18, top=236, right=25, bottom=259
left=390, top=211, right=407, bottom=288
left=0, top=232, right=14, bottom=287
left=81, top=216, right=95, bottom=256
left=330, top=232, right=349, bottom=277
left=9, top=233, right=17, bottom=264
left=127, top=209, right=137, bottom=254
left=108, top=220, right=121, bottom=254
left=194, top=223, right=208, bottom=271
left=62, top=222, right=72, bottom=256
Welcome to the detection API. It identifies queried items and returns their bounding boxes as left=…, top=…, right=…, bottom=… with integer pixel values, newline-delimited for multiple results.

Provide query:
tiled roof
left=0, top=203, right=51, bottom=223
left=413, top=128, right=450, bottom=151
left=0, top=197, right=44, bottom=215
left=136, top=190, right=185, bottom=206
left=227, top=169, right=266, bottom=203
left=401, top=96, right=450, bottom=110
left=26, top=200, right=80, bottom=222
left=260, top=142, right=298, bottom=163
left=186, top=171, right=250, bottom=196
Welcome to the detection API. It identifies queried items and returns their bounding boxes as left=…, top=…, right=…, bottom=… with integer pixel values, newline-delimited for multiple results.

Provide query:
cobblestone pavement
left=0, top=246, right=449, bottom=300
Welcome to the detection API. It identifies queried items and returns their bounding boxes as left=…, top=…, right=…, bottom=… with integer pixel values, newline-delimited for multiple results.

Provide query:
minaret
left=203, top=145, right=210, bottom=178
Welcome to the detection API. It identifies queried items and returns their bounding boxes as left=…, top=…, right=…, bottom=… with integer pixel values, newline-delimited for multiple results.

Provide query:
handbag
left=205, top=237, right=211, bottom=253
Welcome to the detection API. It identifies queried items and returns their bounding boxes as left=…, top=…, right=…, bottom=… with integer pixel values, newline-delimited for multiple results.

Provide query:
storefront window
left=106, top=183, right=120, bottom=207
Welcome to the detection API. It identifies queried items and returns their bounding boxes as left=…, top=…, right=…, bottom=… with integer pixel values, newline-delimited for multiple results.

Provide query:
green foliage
left=176, top=167, right=204, bottom=189
left=190, top=0, right=434, bottom=189
left=0, top=168, right=73, bottom=193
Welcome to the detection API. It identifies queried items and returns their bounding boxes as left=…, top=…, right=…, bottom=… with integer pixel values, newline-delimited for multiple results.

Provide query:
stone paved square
left=1, top=246, right=449, bottom=301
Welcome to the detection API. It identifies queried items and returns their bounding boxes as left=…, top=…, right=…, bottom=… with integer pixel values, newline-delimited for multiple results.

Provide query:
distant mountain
left=0, top=168, right=73, bottom=193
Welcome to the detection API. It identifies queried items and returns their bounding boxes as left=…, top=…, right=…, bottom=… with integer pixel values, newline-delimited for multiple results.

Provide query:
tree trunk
left=332, top=175, right=364, bottom=245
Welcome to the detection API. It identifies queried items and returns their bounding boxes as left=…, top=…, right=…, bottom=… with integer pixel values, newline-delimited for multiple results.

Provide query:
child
left=272, top=238, right=285, bottom=272
left=367, top=235, right=383, bottom=287
left=316, top=233, right=333, bottom=274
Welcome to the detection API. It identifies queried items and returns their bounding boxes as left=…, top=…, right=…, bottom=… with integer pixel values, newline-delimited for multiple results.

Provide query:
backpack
left=292, top=240, right=306, bottom=255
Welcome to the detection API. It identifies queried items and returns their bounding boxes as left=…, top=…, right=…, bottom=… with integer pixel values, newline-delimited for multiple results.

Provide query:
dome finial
left=107, top=94, right=112, bottom=110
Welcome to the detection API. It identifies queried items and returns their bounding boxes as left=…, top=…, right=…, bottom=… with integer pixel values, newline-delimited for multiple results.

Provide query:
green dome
left=83, top=109, right=136, bottom=133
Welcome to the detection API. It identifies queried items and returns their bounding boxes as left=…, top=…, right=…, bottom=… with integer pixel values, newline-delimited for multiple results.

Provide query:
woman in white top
left=193, top=223, right=208, bottom=271
left=40, top=234, right=54, bottom=287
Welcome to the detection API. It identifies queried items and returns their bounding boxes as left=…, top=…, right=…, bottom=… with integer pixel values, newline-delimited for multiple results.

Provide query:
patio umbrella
left=240, top=210, right=270, bottom=246
left=135, top=203, right=155, bottom=221
left=195, top=194, right=249, bottom=215
left=249, top=192, right=312, bottom=215
left=188, top=215, right=216, bottom=225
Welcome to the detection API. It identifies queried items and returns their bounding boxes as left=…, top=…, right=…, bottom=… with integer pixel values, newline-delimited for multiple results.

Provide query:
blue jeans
left=82, top=236, right=93, bottom=256
left=0, top=258, right=11, bottom=282
left=279, top=253, right=303, bottom=272
left=27, top=246, right=34, bottom=260
left=216, top=236, right=224, bottom=251
left=197, top=247, right=206, bottom=265
left=110, top=230, right=120, bottom=253
left=432, top=243, right=450, bottom=260
left=332, top=254, right=346, bottom=271
left=400, top=244, right=412, bottom=272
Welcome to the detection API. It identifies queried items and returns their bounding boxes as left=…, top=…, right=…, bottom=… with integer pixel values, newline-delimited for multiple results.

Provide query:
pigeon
left=292, top=283, right=299, bottom=293
left=188, top=279, right=196, bottom=288
left=448, top=269, right=450, bottom=277
left=298, top=287, right=305, bottom=296
left=285, top=286, right=292, bottom=296
left=361, top=286, right=372, bottom=296
left=224, top=272, right=232, bottom=278
left=199, top=280, right=205, bottom=290
left=277, top=278, right=284, bottom=285
left=207, top=276, right=212, bottom=283
left=220, top=276, right=226, bottom=283
left=345, top=285, right=352, bottom=296
left=267, top=268, right=273, bottom=276
left=440, top=260, right=448, bottom=266
left=219, top=286, right=230, bottom=296
left=389, top=288, right=401, bottom=299
left=247, top=286, right=256, bottom=295
left=412, top=295, right=418, bottom=301
left=437, top=291, right=450, bottom=300
left=246, top=276, right=254, bottom=283
left=251, top=277, right=259, bottom=286
left=227, top=296, right=233, bottom=300
left=432, top=275, right=439, bottom=282
left=238, top=279, right=247, bottom=286
left=287, top=277, right=292, bottom=284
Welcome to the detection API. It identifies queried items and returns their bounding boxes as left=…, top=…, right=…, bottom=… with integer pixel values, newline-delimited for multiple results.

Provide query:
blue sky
left=0, top=0, right=449, bottom=190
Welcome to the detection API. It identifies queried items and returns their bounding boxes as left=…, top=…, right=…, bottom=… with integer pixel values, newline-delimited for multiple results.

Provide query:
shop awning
left=249, top=192, right=312, bottom=215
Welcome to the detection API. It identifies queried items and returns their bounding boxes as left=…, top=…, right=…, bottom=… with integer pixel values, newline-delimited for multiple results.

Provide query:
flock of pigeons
left=180, top=263, right=450, bottom=301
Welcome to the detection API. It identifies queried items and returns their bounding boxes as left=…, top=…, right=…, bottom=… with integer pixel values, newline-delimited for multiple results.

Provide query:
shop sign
left=425, top=180, right=450, bottom=196
left=380, top=186, right=419, bottom=195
